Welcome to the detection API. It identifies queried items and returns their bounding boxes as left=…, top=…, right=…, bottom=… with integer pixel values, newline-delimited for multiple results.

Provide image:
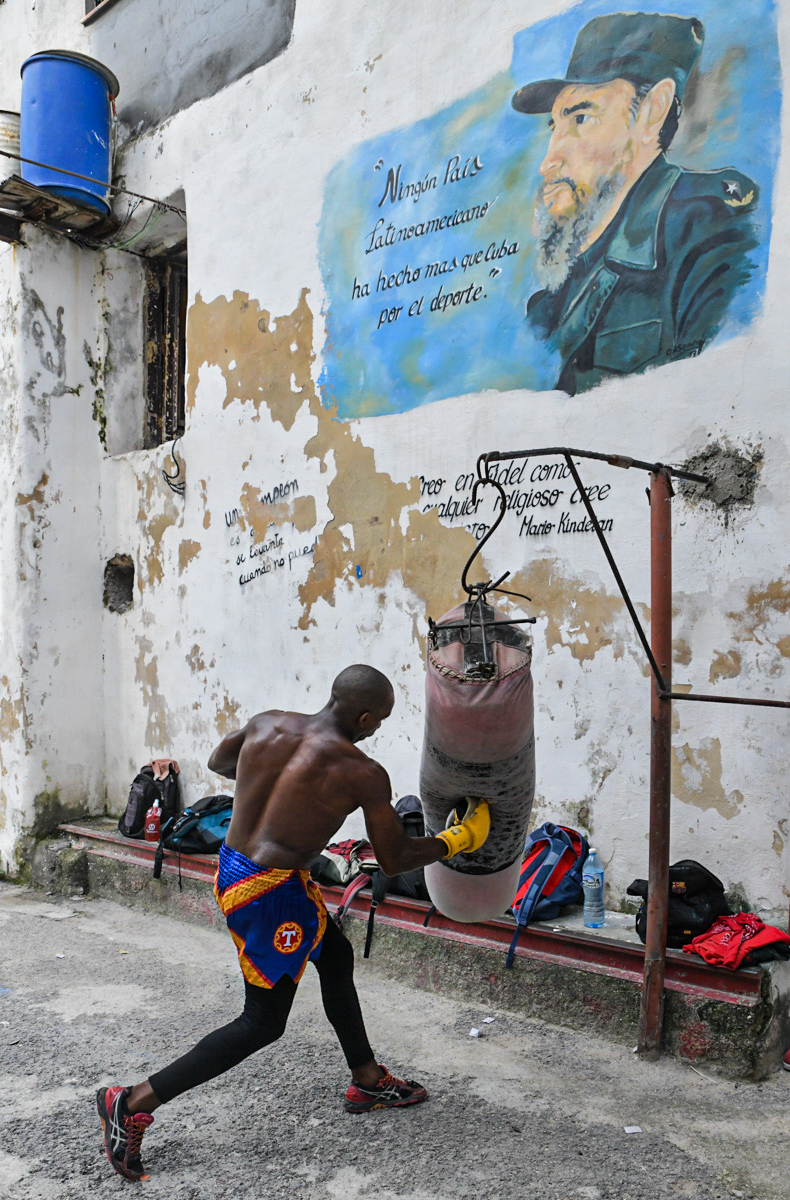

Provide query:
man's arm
left=359, top=765, right=491, bottom=875
left=361, top=781, right=448, bottom=877
left=207, top=725, right=248, bottom=780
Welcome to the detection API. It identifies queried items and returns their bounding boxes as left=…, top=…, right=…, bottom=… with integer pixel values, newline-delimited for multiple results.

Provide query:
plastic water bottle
left=144, top=798, right=161, bottom=843
left=582, top=848, right=605, bottom=928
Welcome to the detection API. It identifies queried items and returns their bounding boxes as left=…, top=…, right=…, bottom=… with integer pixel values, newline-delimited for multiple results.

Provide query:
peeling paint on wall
left=730, top=579, right=790, bottom=655
left=187, top=289, right=316, bottom=429
left=673, top=639, right=692, bottom=666
left=186, top=288, right=643, bottom=665
left=15, top=472, right=48, bottom=515
left=237, top=482, right=316, bottom=539
left=178, top=540, right=201, bottom=572
left=509, top=559, right=627, bottom=663
left=0, top=675, right=31, bottom=755
left=672, top=737, right=744, bottom=818
left=214, top=695, right=242, bottom=739
left=186, top=645, right=207, bottom=674
left=710, top=650, right=742, bottom=682
left=198, top=479, right=211, bottom=529
left=187, top=288, right=479, bottom=637
left=136, top=468, right=181, bottom=590
left=135, top=638, right=171, bottom=750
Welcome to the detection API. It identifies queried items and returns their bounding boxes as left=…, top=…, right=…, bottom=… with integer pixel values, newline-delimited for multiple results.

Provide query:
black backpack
left=627, top=859, right=731, bottom=949
left=386, top=795, right=431, bottom=902
left=118, top=764, right=180, bottom=839
left=162, top=794, right=233, bottom=855
left=152, top=795, right=234, bottom=884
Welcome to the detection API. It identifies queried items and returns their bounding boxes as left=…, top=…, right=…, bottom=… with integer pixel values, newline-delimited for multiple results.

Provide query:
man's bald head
left=330, top=665, right=394, bottom=741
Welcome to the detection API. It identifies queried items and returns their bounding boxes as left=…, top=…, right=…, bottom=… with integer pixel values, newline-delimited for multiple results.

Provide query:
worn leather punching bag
left=420, top=597, right=535, bottom=922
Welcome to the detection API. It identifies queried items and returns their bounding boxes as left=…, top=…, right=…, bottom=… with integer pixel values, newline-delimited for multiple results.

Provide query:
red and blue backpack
left=506, top=822, right=589, bottom=967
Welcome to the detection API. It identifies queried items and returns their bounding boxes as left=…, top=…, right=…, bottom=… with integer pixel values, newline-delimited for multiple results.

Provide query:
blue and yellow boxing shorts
left=214, top=843, right=327, bottom=989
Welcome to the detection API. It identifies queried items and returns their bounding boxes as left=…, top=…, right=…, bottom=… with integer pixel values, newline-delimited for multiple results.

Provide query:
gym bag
left=118, top=762, right=180, bottom=839
left=310, top=839, right=372, bottom=887
left=152, top=794, right=233, bottom=883
left=505, top=822, right=589, bottom=968
left=627, top=859, right=731, bottom=949
left=163, top=794, right=233, bottom=855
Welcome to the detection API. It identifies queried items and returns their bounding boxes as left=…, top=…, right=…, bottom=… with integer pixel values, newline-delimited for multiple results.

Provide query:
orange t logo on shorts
left=273, top=922, right=304, bottom=954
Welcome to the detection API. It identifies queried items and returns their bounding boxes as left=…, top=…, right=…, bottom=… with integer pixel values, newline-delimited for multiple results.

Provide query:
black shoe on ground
left=344, top=1065, right=429, bottom=1113
left=96, top=1086, right=154, bottom=1181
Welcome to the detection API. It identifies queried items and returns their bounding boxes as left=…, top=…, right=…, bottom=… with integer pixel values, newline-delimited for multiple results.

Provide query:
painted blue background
left=318, top=0, right=779, bottom=418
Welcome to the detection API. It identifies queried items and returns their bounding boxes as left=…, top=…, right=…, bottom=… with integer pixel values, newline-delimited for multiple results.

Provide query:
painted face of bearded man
left=533, top=78, right=649, bottom=291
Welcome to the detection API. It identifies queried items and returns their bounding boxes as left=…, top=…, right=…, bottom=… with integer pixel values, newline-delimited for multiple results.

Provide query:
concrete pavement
left=1, top=881, right=788, bottom=1200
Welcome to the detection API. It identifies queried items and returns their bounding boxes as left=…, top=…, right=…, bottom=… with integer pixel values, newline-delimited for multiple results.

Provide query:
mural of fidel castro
left=512, top=13, right=759, bottom=396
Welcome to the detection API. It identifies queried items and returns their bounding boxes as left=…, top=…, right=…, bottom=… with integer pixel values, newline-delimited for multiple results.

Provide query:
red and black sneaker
left=344, top=1065, right=428, bottom=1113
left=783, top=1049, right=790, bottom=1072
left=96, top=1086, right=154, bottom=1181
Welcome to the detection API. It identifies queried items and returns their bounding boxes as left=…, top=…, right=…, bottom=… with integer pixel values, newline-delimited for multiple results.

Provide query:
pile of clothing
left=683, top=912, right=790, bottom=969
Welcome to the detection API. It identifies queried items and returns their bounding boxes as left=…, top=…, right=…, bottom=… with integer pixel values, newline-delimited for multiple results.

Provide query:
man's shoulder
left=668, top=165, right=759, bottom=215
left=340, top=747, right=391, bottom=799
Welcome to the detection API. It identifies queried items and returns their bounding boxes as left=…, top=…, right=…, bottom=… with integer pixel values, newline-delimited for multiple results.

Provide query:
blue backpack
left=505, top=822, right=589, bottom=968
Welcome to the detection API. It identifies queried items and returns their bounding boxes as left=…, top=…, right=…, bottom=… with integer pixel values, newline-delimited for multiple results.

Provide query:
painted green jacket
left=527, top=154, right=759, bottom=396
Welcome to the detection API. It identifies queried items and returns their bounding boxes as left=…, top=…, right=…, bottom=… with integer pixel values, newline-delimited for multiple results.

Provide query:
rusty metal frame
left=474, top=445, right=789, bottom=1059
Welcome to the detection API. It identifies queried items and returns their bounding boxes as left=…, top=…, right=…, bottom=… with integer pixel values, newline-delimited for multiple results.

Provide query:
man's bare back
left=210, top=709, right=390, bottom=868
left=206, top=665, right=450, bottom=877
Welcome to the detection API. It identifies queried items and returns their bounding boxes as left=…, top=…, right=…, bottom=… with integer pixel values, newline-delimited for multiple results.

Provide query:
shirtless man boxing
left=97, top=664, right=490, bottom=1181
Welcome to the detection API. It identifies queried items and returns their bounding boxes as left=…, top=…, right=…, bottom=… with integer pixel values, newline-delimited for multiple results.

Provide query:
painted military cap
left=512, top=12, right=704, bottom=114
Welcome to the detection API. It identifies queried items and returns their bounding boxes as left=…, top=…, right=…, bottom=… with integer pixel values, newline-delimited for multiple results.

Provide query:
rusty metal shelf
left=0, top=175, right=120, bottom=243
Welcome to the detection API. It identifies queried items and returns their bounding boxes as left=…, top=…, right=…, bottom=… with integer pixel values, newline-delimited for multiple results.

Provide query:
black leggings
left=148, top=918, right=374, bottom=1104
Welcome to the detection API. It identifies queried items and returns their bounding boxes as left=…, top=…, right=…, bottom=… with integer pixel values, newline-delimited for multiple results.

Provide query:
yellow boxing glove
left=436, top=799, right=491, bottom=859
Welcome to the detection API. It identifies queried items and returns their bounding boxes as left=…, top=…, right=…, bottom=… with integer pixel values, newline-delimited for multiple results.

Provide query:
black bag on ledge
left=152, top=795, right=234, bottom=887
left=627, top=859, right=731, bottom=949
left=118, top=763, right=180, bottom=839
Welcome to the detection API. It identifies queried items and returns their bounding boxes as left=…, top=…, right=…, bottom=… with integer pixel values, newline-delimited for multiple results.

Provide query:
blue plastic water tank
left=20, top=50, right=120, bottom=214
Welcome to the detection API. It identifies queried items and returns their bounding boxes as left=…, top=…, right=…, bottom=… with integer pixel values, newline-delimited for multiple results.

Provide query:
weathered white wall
left=1, top=0, right=788, bottom=925
left=0, top=228, right=107, bottom=868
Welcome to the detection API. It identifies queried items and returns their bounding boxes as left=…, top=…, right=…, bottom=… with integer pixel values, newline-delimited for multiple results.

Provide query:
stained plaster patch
left=15, top=472, right=48, bottom=516
left=135, top=639, right=170, bottom=750
left=238, top=482, right=317, bottom=540
left=198, top=479, right=211, bottom=529
left=186, top=645, right=207, bottom=674
left=728, top=579, right=790, bottom=658
left=508, top=559, right=628, bottom=664
left=671, top=737, right=743, bottom=819
left=178, top=540, right=201, bottom=572
left=214, top=695, right=242, bottom=739
left=136, top=468, right=181, bottom=590
left=710, top=649, right=742, bottom=682
left=0, top=676, right=31, bottom=755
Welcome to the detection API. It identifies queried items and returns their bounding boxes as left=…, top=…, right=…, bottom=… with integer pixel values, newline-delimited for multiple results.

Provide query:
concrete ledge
left=29, top=821, right=790, bottom=1080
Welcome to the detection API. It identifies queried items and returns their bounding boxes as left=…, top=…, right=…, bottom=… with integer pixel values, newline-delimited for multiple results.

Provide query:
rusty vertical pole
left=638, top=468, right=673, bottom=1059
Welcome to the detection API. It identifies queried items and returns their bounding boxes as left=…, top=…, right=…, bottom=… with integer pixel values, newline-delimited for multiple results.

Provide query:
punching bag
left=420, top=597, right=535, bottom=922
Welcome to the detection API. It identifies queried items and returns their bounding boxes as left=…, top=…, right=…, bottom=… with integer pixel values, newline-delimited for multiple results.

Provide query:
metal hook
left=460, top=474, right=508, bottom=596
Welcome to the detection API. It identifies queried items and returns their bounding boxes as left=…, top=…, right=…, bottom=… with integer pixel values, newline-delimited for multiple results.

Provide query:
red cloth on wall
left=683, top=913, right=790, bottom=969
